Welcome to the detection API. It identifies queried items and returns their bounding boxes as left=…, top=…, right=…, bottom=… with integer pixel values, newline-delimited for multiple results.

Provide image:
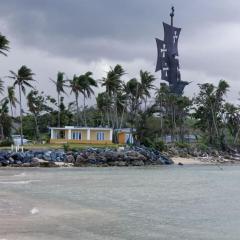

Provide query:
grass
left=0, top=143, right=121, bottom=151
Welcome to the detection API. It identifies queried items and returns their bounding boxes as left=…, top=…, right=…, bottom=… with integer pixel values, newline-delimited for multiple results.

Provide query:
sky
left=0, top=0, right=239, bottom=111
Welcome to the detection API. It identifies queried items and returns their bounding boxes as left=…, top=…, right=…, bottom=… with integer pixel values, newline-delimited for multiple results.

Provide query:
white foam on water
left=0, top=180, right=40, bottom=185
left=14, top=172, right=26, bottom=177
left=30, top=207, right=39, bottom=215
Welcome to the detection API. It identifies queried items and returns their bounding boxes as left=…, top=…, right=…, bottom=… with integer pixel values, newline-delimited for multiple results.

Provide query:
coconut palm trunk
left=18, top=83, right=23, bottom=146
left=34, top=115, right=39, bottom=141
left=75, top=93, right=80, bottom=126
left=83, top=92, right=87, bottom=126
left=57, top=93, right=60, bottom=127
left=119, top=104, right=126, bottom=129
left=10, top=103, right=13, bottom=117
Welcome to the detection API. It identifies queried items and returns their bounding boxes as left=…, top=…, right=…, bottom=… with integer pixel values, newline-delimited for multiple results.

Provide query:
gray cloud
left=0, top=0, right=239, bottom=106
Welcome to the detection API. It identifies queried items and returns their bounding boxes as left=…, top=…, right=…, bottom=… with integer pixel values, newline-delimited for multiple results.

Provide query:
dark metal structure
left=155, top=7, right=189, bottom=95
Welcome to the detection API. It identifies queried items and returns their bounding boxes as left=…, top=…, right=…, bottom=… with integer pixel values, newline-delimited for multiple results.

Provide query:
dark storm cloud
left=0, top=0, right=240, bottom=103
left=1, top=0, right=240, bottom=61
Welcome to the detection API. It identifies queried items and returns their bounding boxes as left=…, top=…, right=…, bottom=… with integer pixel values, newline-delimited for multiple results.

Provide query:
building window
left=97, top=132, right=105, bottom=141
left=72, top=131, right=81, bottom=140
left=57, top=130, right=65, bottom=139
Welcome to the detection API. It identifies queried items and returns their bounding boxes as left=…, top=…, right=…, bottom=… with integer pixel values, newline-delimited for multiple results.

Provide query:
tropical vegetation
left=1, top=32, right=240, bottom=152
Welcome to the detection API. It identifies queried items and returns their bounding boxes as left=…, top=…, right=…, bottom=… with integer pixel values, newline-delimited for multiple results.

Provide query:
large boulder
left=74, top=155, right=88, bottom=166
left=43, top=151, right=52, bottom=161
left=124, top=151, right=146, bottom=162
left=66, top=154, right=75, bottom=163
left=30, top=157, right=57, bottom=167
left=0, top=159, right=9, bottom=166
left=88, top=153, right=97, bottom=164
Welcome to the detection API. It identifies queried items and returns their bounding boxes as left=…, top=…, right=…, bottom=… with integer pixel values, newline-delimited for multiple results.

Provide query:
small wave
left=14, top=172, right=26, bottom=177
left=0, top=180, right=40, bottom=185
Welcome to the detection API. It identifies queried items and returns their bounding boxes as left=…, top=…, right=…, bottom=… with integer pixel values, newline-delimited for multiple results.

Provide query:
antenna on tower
left=170, top=6, right=174, bottom=26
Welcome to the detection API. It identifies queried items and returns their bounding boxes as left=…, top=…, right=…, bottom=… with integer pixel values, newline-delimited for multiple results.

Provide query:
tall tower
left=155, top=7, right=189, bottom=95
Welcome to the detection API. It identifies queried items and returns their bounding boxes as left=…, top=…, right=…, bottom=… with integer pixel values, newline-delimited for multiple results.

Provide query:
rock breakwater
left=0, top=146, right=173, bottom=167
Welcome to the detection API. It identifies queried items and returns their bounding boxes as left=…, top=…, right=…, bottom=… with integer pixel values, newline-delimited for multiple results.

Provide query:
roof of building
left=115, top=128, right=136, bottom=133
left=49, top=126, right=113, bottom=131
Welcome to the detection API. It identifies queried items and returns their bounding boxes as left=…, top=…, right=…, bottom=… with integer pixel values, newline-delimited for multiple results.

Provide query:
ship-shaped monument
left=155, top=7, right=189, bottom=95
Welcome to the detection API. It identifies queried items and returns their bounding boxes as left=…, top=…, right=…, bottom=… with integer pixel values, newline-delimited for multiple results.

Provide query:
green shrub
left=196, top=142, right=208, bottom=151
left=0, top=139, right=13, bottom=147
left=142, top=137, right=154, bottom=148
left=175, top=142, right=190, bottom=149
left=154, top=140, right=166, bottom=152
left=63, top=143, right=70, bottom=152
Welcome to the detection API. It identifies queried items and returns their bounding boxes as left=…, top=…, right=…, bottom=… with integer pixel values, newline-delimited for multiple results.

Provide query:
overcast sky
left=0, top=0, right=239, bottom=111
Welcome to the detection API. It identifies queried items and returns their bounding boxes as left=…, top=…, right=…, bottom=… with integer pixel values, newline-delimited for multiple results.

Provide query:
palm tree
left=69, top=75, right=81, bottom=125
left=78, top=72, right=97, bottom=126
left=101, top=65, right=125, bottom=128
left=194, top=80, right=229, bottom=146
left=96, top=92, right=112, bottom=126
left=7, top=86, right=18, bottom=117
left=140, top=70, right=156, bottom=110
left=51, top=72, right=67, bottom=127
left=102, top=65, right=124, bottom=96
left=224, top=103, right=240, bottom=144
left=0, top=99, right=10, bottom=140
left=8, top=65, right=35, bottom=145
left=0, top=33, right=10, bottom=56
left=125, top=78, right=142, bottom=140
left=0, top=79, right=4, bottom=95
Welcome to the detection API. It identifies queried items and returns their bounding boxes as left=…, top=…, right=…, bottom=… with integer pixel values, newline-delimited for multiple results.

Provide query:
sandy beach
left=172, top=157, right=207, bottom=165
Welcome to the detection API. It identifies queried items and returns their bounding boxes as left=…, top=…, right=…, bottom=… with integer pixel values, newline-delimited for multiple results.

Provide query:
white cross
left=173, top=31, right=178, bottom=44
left=160, top=44, right=167, bottom=58
left=163, top=66, right=169, bottom=77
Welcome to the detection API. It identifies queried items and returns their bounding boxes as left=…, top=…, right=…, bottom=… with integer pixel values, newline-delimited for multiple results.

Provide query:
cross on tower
left=163, top=66, right=169, bottom=77
left=161, top=44, right=167, bottom=58
left=173, top=31, right=178, bottom=44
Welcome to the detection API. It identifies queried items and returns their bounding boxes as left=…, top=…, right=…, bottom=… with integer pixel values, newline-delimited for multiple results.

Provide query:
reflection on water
left=0, top=165, right=240, bottom=240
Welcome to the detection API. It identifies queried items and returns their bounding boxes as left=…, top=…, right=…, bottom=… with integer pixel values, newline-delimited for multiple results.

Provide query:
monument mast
left=170, top=6, right=174, bottom=26
left=155, top=7, right=189, bottom=95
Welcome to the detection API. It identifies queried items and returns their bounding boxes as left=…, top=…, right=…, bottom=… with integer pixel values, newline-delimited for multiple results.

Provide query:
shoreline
left=0, top=146, right=240, bottom=167
left=0, top=157, right=238, bottom=168
left=171, top=156, right=240, bottom=165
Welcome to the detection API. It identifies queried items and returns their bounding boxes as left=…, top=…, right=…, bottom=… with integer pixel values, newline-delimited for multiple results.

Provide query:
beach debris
left=30, top=207, right=39, bottom=215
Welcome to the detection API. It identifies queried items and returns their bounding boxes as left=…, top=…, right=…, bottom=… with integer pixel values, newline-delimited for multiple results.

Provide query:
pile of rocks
left=0, top=146, right=173, bottom=167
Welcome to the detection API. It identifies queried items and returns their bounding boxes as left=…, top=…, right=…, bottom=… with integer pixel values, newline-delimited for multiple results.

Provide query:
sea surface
left=0, top=165, right=240, bottom=240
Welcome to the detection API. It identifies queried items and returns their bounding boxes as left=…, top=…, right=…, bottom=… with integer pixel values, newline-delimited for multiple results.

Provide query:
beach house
left=49, top=126, right=113, bottom=144
left=116, top=128, right=134, bottom=144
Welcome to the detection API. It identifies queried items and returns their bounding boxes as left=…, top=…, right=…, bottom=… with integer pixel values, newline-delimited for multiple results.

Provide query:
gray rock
left=22, top=163, right=31, bottom=167
left=131, top=160, right=144, bottom=166
left=75, top=155, right=87, bottom=163
left=66, top=155, right=75, bottom=163
left=39, top=161, right=57, bottom=167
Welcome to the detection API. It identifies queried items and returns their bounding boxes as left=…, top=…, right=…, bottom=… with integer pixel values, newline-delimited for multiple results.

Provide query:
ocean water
left=0, top=165, right=240, bottom=240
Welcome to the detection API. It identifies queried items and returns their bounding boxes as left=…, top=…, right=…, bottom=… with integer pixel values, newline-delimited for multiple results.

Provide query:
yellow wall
left=71, top=130, right=87, bottom=140
left=50, top=139, right=112, bottom=145
left=51, top=128, right=112, bottom=144
left=90, top=129, right=110, bottom=141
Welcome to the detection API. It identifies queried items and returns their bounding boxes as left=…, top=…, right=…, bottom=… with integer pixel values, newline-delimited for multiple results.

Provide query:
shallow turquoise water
left=0, top=165, right=240, bottom=239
